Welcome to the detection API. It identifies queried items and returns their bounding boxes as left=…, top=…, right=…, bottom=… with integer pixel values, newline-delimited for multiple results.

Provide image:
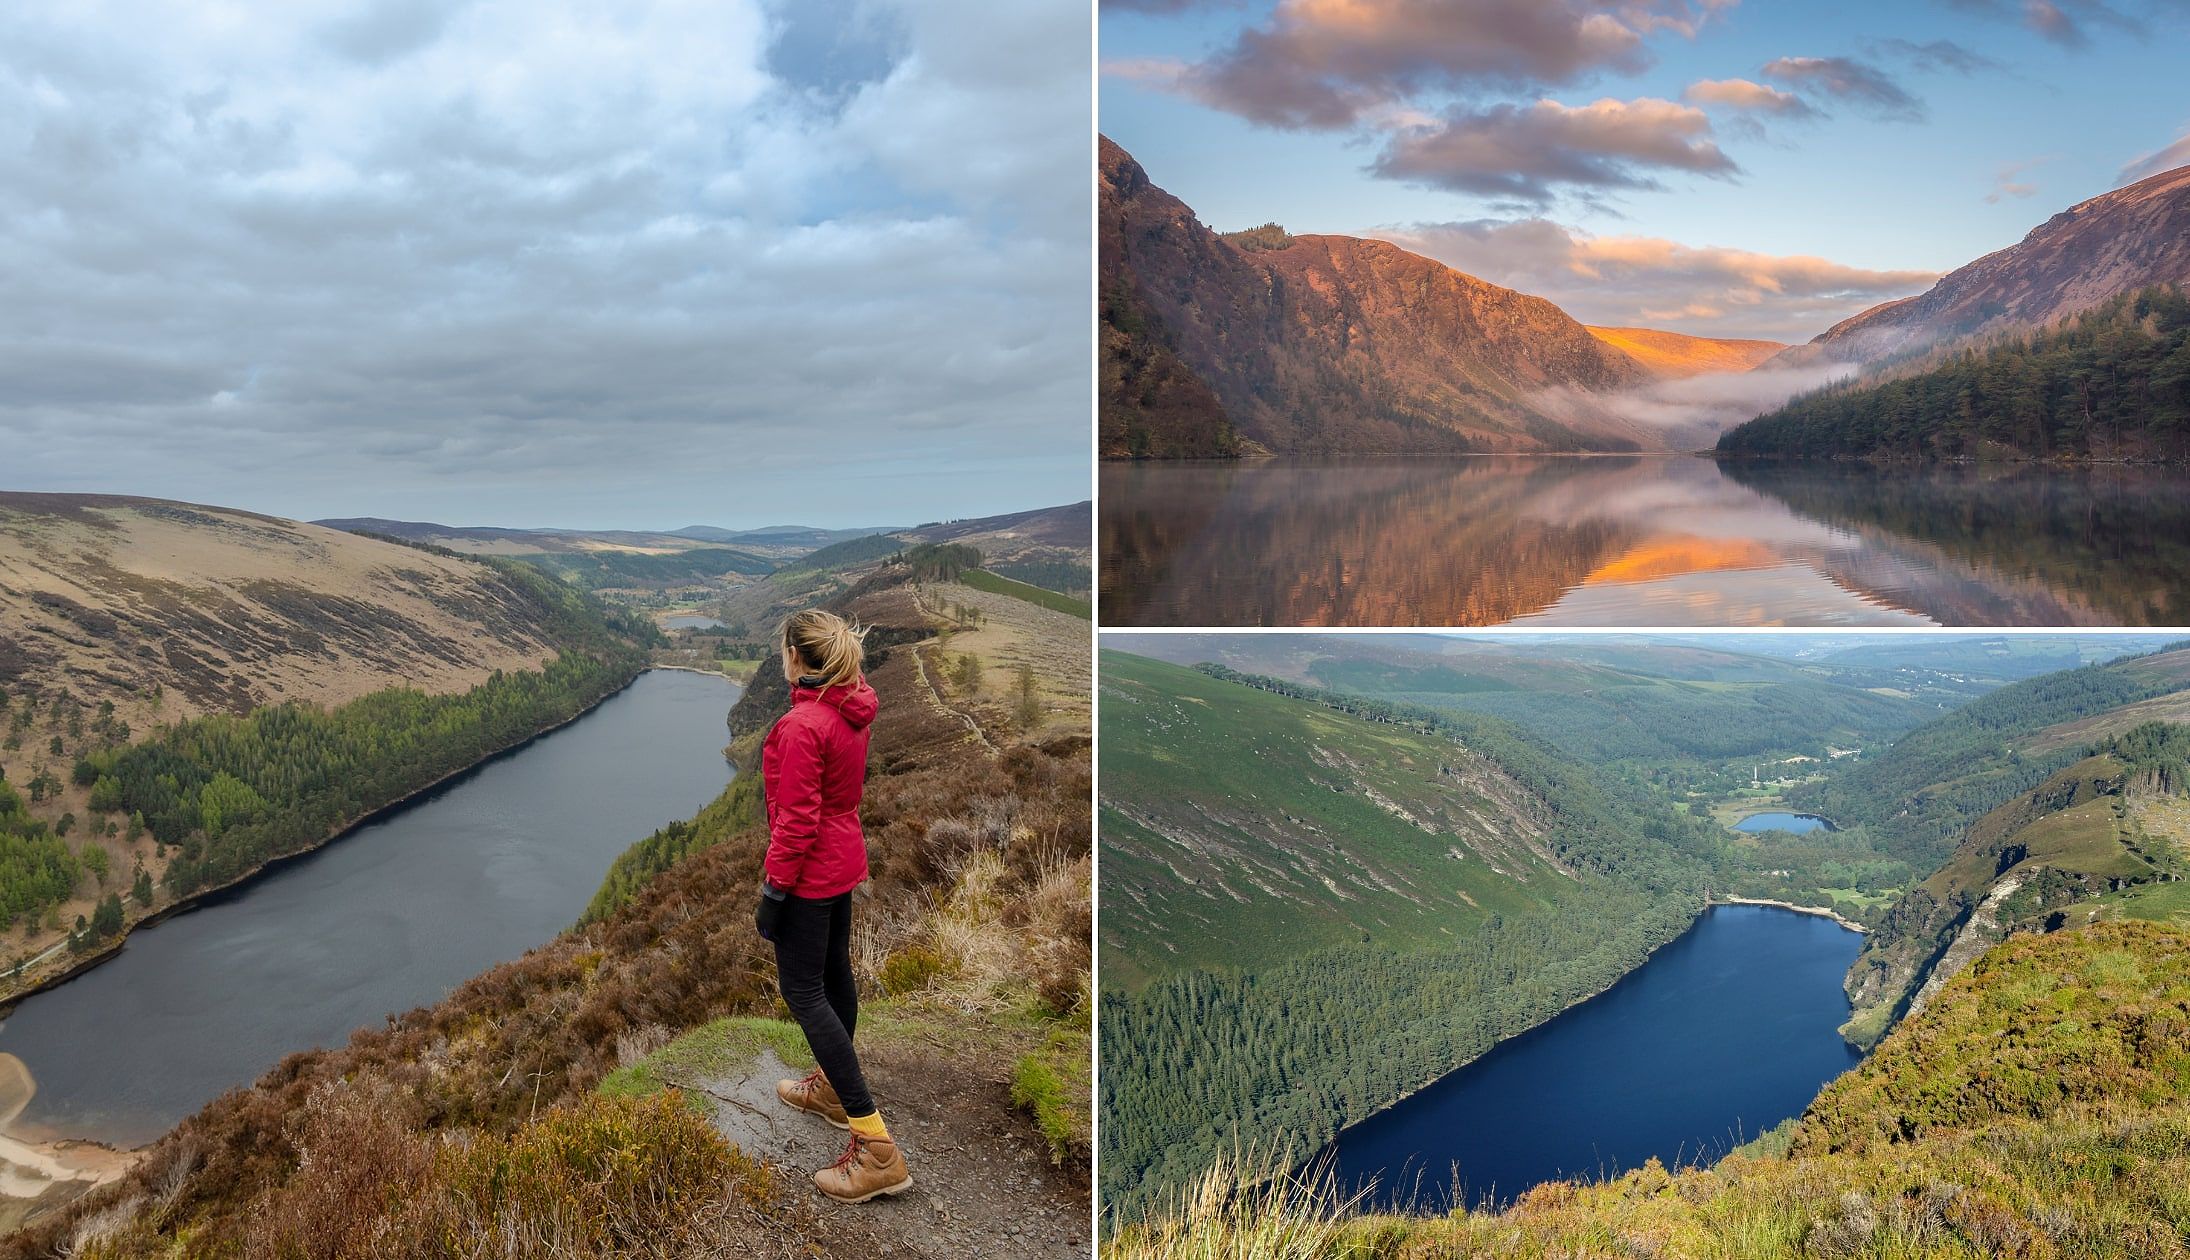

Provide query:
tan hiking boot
left=814, top=1132, right=914, bottom=1204
left=776, top=1068, right=850, bottom=1129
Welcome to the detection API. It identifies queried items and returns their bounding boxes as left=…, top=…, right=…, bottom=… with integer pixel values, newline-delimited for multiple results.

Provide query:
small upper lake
left=1735, top=812, right=1835, bottom=834
left=0, top=669, right=739, bottom=1149
left=663, top=614, right=726, bottom=630
left=1102, top=455, right=2190, bottom=627
left=1327, top=904, right=1863, bottom=1211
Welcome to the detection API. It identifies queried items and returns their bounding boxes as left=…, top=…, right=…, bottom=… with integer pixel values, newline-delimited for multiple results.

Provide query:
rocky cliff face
left=1788, top=163, right=2190, bottom=365
left=1099, top=137, right=1660, bottom=456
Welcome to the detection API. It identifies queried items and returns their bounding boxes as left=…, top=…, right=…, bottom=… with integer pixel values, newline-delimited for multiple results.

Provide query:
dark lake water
left=663, top=614, right=725, bottom=629
left=0, top=669, right=738, bottom=1148
left=1102, top=456, right=2190, bottom=627
left=1735, top=812, right=1834, bottom=834
left=1327, top=904, right=1863, bottom=1211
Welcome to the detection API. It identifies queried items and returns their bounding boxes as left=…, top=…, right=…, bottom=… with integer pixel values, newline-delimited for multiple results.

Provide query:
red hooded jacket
left=761, top=675, right=878, bottom=897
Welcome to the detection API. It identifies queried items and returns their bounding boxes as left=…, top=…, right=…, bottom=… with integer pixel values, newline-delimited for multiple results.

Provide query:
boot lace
left=798, top=1067, right=827, bottom=1093
left=829, top=1133, right=866, bottom=1172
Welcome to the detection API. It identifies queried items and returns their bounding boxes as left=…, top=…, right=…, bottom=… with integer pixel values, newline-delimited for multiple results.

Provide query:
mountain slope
left=1585, top=326, right=1787, bottom=379
left=1100, top=652, right=1595, bottom=989
left=1787, top=163, right=2190, bottom=366
left=1100, top=137, right=1659, bottom=456
left=0, top=494, right=579, bottom=730
left=1099, top=652, right=1719, bottom=1221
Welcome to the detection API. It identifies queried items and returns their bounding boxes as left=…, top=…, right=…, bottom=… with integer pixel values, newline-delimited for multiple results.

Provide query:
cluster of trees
left=77, top=650, right=641, bottom=898
left=893, top=542, right=982, bottom=583
left=987, top=558, right=1091, bottom=597
left=2102, top=720, right=2190, bottom=795
left=4, top=691, right=132, bottom=761
left=776, top=533, right=903, bottom=577
left=1220, top=222, right=1295, bottom=253
left=1720, top=286, right=2190, bottom=461
left=0, top=776, right=80, bottom=929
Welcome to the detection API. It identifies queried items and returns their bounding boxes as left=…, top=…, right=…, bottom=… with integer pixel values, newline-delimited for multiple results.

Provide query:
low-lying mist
left=1539, top=362, right=1856, bottom=449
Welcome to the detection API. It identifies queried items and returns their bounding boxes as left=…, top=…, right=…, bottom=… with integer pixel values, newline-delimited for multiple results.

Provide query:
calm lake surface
left=1327, top=905, right=1863, bottom=1211
left=1102, top=456, right=2190, bottom=627
left=1735, top=812, right=1835, bottom=834
left=663, top=614, right=725, bottom=629
left=0, top=669, right=738, bottom=1148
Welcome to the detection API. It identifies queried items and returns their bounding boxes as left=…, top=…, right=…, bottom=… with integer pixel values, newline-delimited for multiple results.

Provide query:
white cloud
left=2119, top=126, right=2190, bottom=185
left=0, top=0, right=1091, bottom=527
left=1372, top=97, right=1738, bottom=202
left=1372, top=217, right=1936, bottom=341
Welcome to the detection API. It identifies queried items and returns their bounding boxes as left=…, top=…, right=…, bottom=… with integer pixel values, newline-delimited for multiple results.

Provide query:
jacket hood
left=794, top=676, right=879, bottom=729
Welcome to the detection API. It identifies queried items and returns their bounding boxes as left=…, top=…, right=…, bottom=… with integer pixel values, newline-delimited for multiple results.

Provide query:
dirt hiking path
left=629, top=1015, right=1088, bottom=1258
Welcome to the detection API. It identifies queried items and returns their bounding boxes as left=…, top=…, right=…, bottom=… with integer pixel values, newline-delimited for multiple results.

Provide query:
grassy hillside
left=959, top=569, right=1091, bottom=619
left=11, top=567, right=1092, bottom=1257
left=1108, top=919, right=2190, bottom=1260
left=1099, top=651, right=1588, bottom=986
left=1099, top=653, right=1722, bottom=1224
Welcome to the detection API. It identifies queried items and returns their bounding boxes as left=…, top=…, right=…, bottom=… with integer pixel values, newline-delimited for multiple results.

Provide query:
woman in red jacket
left=754, top=609, right=913, bottom=1204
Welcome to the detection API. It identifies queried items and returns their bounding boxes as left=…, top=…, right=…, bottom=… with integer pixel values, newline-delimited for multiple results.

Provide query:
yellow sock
left=848, top=1110, right=889, bottom=1139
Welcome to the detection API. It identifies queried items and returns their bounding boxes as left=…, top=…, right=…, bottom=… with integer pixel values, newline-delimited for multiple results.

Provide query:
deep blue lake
left=0, top=669, right=738, bottom=1148
left=1327, top=904, right=1863, bottom=1211
left=1734, top=811, right=1835, bottom=834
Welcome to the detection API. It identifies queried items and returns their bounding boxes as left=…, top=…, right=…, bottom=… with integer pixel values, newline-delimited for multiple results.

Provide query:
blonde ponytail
left=783, top=609, right=867, bottom=688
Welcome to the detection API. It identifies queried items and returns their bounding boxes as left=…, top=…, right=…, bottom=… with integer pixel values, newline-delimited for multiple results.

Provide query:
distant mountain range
left=312, top=517, right=900, bottom=560
left=1584, top=326, right=1787, bottom=378
left=1102, top=133, right=2190, bottom=458
left=318, top=502, right=1095, bottom=613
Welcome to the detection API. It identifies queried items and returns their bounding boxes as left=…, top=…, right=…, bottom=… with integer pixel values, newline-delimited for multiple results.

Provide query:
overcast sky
left=0, top=0, right=1090, bottom=529
left=1103, top=0, right=2190, bottom=342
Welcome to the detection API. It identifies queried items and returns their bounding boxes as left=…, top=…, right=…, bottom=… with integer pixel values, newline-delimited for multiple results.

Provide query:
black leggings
left=772, top=891, right=874, bottom=1117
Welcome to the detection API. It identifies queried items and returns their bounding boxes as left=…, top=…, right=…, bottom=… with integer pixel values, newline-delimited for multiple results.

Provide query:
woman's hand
left=755, top=881, right=788, bottom=941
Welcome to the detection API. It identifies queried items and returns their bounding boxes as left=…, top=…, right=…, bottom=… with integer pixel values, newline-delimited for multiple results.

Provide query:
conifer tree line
left=1720, top=286, right=2190, bottom=461
left=80, top=650, right=640, bottom=900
